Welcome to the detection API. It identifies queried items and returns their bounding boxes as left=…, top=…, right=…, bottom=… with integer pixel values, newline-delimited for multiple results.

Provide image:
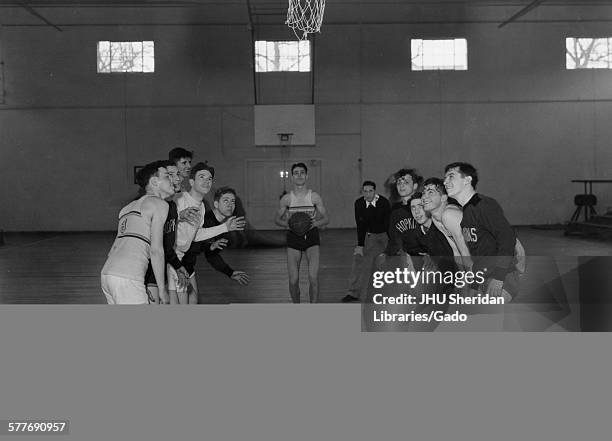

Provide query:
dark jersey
left=415, top=222, right=457, bottom=273
left=460, top=193, right=516, bottom=281
left=182, top=210, right=233, bottom=277
left=144, top=200, right=182, bottom=285
left=384, top=202, right=420, bottom=256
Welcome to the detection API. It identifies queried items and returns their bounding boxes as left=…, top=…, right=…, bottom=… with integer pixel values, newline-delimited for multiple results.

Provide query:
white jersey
left=288, top=189, right=316, bottom=217
left=101, top=195, right=153, bottom=282
left=174, top=191, right=228, bottom=259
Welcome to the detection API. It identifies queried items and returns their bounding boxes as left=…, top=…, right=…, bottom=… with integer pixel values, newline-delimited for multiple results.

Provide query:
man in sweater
left=443, top=162, right=519, bottom=301
left=182, top=187, right=250, bottom=287
left=342, top=181, right=390, bottom=302
left=375, top=168, right=423, bottom=271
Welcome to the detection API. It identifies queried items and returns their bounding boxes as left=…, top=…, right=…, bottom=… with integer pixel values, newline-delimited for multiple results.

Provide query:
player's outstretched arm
left=231, top=271, right=250, bottom=285
left=194, top=217, right=245, bottom=242
left=224, top=216, right=246, bottom=232
left=210, top=238, right=229, bottom=251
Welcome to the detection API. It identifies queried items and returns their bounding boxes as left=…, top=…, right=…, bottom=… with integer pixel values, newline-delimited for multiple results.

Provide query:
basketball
left=288, top=211, right=313, bottom=236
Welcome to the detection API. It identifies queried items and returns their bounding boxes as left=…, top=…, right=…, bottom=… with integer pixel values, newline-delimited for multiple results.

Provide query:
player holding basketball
left=101, top=160, right=173, bottom=304
left=444, top=162, right=520, bottom=301
left=275, top=162, right=329, bottom=303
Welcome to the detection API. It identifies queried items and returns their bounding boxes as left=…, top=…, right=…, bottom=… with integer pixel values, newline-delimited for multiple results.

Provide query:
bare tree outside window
left=566, top=37, right=612, bottom=69
left=411, top=38, right=467, bottom=71
left=97, top=41, right=154, bottom=73
left=255, top=41, right=310, bottom=72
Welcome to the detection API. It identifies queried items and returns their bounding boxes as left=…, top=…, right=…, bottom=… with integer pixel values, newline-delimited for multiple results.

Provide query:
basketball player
left=444, top=162, right=519, bottom=300
left=423, top=176, right=525, bottom=273
left=343, top=180, right=390, bottom=302
left=409, top=192, right=456, bottom=330
left=144, top=161, right=194, bottom=301
left=171, top=162, right=246, bottom=304
left=101, top=160, right=173, bottom=304
left=410, top=192, right=456, bottom=273
left=275, top=162, right=329, bottom=303
left=375, top=168, right=422, bottom=270
left=182, top=187, right=250, bottom=286
left=169, top=147, right=193, bottom=191
left=421, top=177, right=472, bottom=269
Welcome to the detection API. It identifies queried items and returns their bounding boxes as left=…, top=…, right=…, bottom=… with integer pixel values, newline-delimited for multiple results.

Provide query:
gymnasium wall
left=1, top=4, right=612, bottom=231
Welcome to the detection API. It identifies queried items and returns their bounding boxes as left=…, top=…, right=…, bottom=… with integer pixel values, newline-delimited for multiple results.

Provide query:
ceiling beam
left=245, top=0, right=254, bottom=30
left=498, top=0, right=545, bottom=28
left=18, top=1, right=62, bottom=31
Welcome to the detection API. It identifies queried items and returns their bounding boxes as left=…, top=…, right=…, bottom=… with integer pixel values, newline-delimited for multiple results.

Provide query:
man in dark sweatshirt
left=182, top=187, right=250, bottom=288
left=376, top=168, right=423, bottom=271
left=443, top=162, right=519, bottom=300
left=410, top=192, right=457, bottom=274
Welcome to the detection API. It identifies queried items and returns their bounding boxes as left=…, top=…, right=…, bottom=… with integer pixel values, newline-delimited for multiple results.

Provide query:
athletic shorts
left=167, top=264, right=194, bottom=293
left=101, top=274, right=149, bottom=304
left=286, top=228, right=320, bottom=251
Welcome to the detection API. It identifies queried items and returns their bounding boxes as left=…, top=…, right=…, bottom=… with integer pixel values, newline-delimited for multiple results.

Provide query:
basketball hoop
left=286, top=0, right=326, bottom=41
left=278, top=132, right=293, bottom=148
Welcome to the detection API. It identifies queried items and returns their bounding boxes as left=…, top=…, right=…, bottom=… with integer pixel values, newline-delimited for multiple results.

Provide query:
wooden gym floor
left=0, top=227, right=611, bottom=304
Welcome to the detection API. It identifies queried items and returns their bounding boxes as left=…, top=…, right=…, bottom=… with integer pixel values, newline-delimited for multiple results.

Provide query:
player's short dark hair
left=190, top=161, right=215, bottom=180
left=136, top=160, right=169, bottom=190
left=393, top=168, right=423, bottom=186
left=444, top=162, right=478, bottom=189
left=423, top=177, right=447, bottom=195
left=409, top=191, right=423, bottom=204
left=214, top=186, right=236, bottom=201
left=291, top=162, right=308, bottom=174
left=168, top=147, right=193, bottom=164
left=362, top=180, right=376, bottom=190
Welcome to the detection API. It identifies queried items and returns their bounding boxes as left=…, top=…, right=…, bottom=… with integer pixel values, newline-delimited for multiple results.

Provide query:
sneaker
left=341, top=294, right=359, bottom=303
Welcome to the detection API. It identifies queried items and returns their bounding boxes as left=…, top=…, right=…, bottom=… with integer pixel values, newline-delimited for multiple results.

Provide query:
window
left=255, top=40, right=310, bottom=72
left=566, top=37, right=612, bottom=69
left=97, top=41, right=154, bottom=73
left=411, top=38, right=468, bottom=71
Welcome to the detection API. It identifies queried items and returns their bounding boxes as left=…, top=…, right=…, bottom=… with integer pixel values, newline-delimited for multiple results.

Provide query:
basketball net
left=286, top=0, right=326, bottom=40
